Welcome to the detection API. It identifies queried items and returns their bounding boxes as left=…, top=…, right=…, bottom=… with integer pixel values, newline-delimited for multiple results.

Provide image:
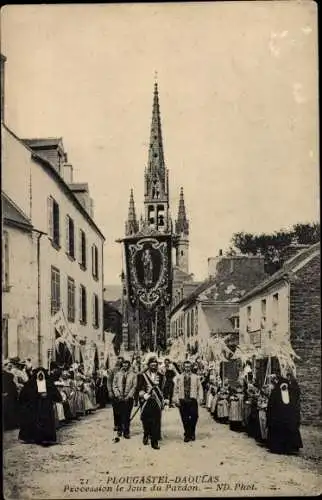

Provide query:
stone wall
left=290, top=253, right=321, bottom=423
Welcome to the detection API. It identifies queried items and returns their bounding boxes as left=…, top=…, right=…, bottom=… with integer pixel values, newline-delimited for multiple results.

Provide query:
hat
left=10, top=356, right=20, bottom=364
left=147, top=356, right=158, bottom=366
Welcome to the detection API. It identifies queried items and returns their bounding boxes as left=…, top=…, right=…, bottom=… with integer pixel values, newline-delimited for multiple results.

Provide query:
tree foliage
left=229, top=222, right=320, bottom=275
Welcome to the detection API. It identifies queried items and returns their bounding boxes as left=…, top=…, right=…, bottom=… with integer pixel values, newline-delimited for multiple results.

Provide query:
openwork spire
left=147, top=80, right=165, bottom=177
left=125, top=189, right=139, bottom=236
left=175, top=187, right=189, bottom=236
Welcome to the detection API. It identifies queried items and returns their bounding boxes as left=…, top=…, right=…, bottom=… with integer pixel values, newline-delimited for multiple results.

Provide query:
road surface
left=3, top=404, right=322, bottom=499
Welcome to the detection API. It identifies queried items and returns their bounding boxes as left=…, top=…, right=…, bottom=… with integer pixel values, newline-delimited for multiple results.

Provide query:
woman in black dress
left=18, top=368, right=62, bottom=446
left=266, top=375, right=303, bottom=454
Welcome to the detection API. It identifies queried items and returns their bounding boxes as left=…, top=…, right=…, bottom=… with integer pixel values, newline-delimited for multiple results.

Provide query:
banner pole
left=48, top=326, right=54, bottom=374
left=154, top=308, right=158, bottom=352
left=137, top=303, right=141, bottom=354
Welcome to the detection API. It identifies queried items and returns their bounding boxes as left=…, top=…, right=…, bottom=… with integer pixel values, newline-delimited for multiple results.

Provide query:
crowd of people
left=3, top=353, right=303, bottom=455
left=204, top=367, right=303, bottom=455
left=3, top=357, right=32, bottom=430
left=2, top=357, right=111, bottom=444
left=107, top=354, right=203, bottom=449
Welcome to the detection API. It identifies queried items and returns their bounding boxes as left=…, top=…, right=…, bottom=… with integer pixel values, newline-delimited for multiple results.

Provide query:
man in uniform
left=107, top=356, right=124, bottom=441
left=173, top=359, right=203, bottom=442
left=112, top=359, right=137, bottom=439
left=137, top=356, right=165, bottom=449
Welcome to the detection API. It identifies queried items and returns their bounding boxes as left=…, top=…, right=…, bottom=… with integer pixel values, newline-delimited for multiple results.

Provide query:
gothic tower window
left=157, top=205, right=165, bottom=230
left=152, top=179, right=161, bottom=199
left=148, top=205, right=155, bottom=225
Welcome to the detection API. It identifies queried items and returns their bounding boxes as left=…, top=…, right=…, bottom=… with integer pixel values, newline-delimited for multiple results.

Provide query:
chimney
left=62, top=163, right=74, bottom=184
left=208, top=249, right=225, bottom=278
left=69, top=183, right=92, bottom=216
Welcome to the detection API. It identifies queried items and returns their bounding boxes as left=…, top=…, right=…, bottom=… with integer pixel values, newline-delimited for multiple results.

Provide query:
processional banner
left=124, top=234, right=172, bottom=309
left=52, top=309, right=77, bottom=348
left=81, top=343, right=96, bottom=375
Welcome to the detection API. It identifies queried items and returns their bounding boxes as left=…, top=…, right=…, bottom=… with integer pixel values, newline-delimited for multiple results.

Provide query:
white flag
left=52, top=309, right=76, bottom=347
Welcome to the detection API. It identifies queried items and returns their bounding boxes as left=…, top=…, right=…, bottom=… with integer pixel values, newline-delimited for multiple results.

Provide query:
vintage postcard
left=1, top=1, right=321, bottom=499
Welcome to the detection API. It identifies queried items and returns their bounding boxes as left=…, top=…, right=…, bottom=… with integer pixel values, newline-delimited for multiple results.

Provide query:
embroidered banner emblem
left=124, top=235, right=172, bottom=309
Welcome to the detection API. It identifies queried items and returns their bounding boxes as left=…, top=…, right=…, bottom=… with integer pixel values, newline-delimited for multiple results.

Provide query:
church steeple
left=144, top=77, right=170, bottom=233
left=147, top=79, right=166, bottom=176
left=175, top=187, right=189, bottom=236
left=125, top=189, right=139, bottom=236
left=175, top=187, right=189, bottom=273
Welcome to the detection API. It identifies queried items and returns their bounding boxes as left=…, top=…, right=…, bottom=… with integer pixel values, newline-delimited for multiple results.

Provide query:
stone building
left=2, top=55, right=105, bottom=367
left=169, top=252, right=267, bottom=371
left=239, top=242, right=321, bottom=423
left=2, top=123, right=105, bottom=368
left=2, top=192, right=38, bottom=362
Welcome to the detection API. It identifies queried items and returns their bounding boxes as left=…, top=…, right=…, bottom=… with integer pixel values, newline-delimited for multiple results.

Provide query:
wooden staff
left=154, top=308, right=158, bottom=352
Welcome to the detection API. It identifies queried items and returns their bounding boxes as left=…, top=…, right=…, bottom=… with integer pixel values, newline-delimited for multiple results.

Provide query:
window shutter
left=66, top=215, right=70, bottom=253
left=57, top=270, right=61, bottom=311
left=50, top=268, right=54, bottom=315
left=79, top=286, right=83, bottom=322
left=79, top=229, right=82, bottom=263
left=67, top=277, right=69, bottom=318
left=56, top=202, right=60, bottom=246
left=47, top=197, right=53, bottom=239
left=83, top=233, right=86, bottom=267
left=95, top=246, right=98, bottom=277
left=92, top=293, right=95, bottom=326
left=91, top=245, right=94, bottom=275
left=73, top=281, right=76, bottom=321
left=4, top=231, right=9, bottom=287
left=69, top=219, right=76, bottom=258
left=84, top=287, right=87, bottom=323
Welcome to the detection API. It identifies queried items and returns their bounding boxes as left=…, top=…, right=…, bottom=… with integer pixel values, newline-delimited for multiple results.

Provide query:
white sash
left=142, top=371, right=164, bottom=410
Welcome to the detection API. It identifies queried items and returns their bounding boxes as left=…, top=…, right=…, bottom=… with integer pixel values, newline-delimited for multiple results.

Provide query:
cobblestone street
left=3, top=405, right=322, bottom=499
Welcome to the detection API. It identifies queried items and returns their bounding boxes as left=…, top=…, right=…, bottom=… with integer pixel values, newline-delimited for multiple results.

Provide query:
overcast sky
left=1, top=2, right=319, bottom=285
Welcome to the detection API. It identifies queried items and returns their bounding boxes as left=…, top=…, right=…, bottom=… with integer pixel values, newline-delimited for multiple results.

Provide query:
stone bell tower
left=143, top=80, right=171, bottom=233
left=175, top=187, right=189, bottom=273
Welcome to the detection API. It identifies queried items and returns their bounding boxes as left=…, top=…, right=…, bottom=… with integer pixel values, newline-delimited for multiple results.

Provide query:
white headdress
left=36, top=370, right=47, bottom=394
left=280, top=382, right=290, bottom=405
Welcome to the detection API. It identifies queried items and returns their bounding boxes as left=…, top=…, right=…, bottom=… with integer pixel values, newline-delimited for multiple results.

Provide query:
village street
left=3, top=405, right=322, bottom=499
